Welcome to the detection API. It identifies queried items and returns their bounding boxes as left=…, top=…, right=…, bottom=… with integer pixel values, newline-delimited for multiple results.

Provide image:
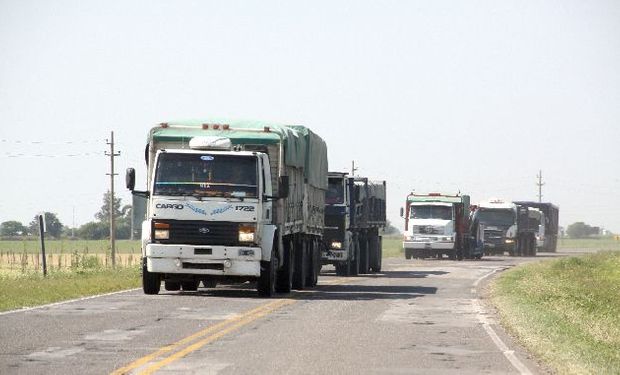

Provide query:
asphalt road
left=1, top=253, right=580, bottom=375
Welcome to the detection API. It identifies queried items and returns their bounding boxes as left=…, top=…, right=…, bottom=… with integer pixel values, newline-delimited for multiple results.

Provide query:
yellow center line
left=139, top=299, right=295, bottom=375
left=112, top=276, right=361, bottom=375
left=110, top=299, right=292, bottom=375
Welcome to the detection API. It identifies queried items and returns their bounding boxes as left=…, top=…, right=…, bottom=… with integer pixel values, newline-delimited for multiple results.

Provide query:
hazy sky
left=1, top=0, right=619, bottom=232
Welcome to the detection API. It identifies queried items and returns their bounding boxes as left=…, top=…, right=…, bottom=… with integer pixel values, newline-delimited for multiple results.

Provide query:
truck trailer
left=321, top=173, right=386, bottom=276
left=126, top=119, right=328, bottom=297
left=401, top=193, right=482, bottom=260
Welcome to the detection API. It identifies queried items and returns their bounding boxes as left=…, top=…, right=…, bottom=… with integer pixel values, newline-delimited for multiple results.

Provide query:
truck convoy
left=126, top=119, right=328, bottom=297
left=401, top=193, right=483, bottom=260
left=321, top=173, right=386, bottom=276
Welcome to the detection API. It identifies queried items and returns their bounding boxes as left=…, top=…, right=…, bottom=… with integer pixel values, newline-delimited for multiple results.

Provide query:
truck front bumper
left=145, top=244, right=262, bottom=277
left=402, top=240, right=455, bottom=250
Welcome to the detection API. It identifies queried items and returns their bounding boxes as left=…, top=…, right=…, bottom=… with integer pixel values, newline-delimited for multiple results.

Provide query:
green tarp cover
left=150, top=119, right=328, bottom=189
left=407, top=195, right=468, bottom=204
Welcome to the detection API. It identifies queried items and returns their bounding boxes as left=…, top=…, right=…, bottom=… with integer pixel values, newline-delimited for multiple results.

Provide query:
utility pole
left=105, top=131, right=120, bottom=267
left=536, top=170, right=545, bottom=203
left=351, top=160, right=358, bottom=177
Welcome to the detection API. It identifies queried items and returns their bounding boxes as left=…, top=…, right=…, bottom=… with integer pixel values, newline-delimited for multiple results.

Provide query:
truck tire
left=369, top=235, right=381, bottom=272
left=359, top=235, right=369, bottom=274
left=258, top=247, right=277, bottom=297
left=276, top=239, right=292, bottom=293
left=181, top=280, right=199, bottom=291
left=405, top=249, right=412, bottom=260
left=349, top=238, right=360, bottom=276
left=201, top=279, right=217, bottom=288
left=305, top=239, right=319, bottom=287
left=374, top=237, right=382, bottom=272
left=164, top=281, right=180, bottom=291
left=293, top=239, right=307, bottom=290
left=142, top=260, right=161, bottom=295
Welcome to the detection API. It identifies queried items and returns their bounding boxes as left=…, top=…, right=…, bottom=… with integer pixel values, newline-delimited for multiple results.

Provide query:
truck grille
left=484, top=229, right=505, bottom=244
left=154, top=220, right=240, bottom=246
left=412, top=225, right=444, bottom=235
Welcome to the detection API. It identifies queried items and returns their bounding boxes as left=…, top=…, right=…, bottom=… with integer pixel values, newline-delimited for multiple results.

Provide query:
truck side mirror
left=400, top=207, right=404, bottom=218
left=278, top=176, right=289, bottom=199
left=355, top=187, right=361, bottom=203
left=126, top=168, right=136, bottom=191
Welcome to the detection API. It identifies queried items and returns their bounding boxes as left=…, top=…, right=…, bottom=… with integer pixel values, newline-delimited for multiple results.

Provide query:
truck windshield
left=153, top=153, right=258, bottom=198
left=477, top=209, right=515, bottom=226
left=326, top=178, right=344, bottom=204
left=410, top=205, right=452, bottom=220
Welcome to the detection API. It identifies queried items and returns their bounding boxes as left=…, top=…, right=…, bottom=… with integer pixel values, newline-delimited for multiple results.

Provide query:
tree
left=77, top=221, right=108, bottom=240
left=95, top=190, right=122, bottom=223
left=384, top=220, right=401, bottom=235
left=0, top=221, right=27, bottom=236
left=28, top=212, right=64, bottom=238
left=566, top=222, right=600, bottom=239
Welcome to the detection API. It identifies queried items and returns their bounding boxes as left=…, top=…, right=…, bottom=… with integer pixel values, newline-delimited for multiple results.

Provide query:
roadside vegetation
left=0, top=239, right=142, bottom=313
left=558, top=237, right=620, bottom=251
left=0, top=266, right=140, bottom=312
left=491, top=251, right=620, bottom=374
left=382, top=235, right=403, bottom=258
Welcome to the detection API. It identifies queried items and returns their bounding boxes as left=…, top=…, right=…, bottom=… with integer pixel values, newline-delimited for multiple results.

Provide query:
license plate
left=487, top=244, right=495, bottom=248
left=424, top=243, right=432, bottom=249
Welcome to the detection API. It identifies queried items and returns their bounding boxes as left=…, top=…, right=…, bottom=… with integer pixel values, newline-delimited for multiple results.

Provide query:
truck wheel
left=335, top=264, right=348, bottom=276
left=165, top=281, right=180, bottom=291
left=373, top=237, right=383, bottom=272
left=293, top=239, right=307, bottom=290
left=305, top=239, right=319, bottom=287
left=181, top=280, right=199, bottom=291
left=142, top=260, right=161, bottom=295
left=349, top=239, right=360, bottom=276
left=359, top=236, right=369, bottom=274
left=201, top=279, right=217, bottom=288
left=258, top=247, right=277, bottom=297
left=276, top=239, right=293, bottom=293
left=405, top=249, right=412, bottom=260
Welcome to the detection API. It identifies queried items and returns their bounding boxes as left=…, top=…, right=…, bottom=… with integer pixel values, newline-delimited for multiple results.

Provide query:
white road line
left=0, top=288, right=141, bottom=317
left=472, top=268, right=533, bottom=375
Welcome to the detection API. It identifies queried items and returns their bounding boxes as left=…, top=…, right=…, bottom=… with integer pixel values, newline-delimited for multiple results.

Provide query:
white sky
left=1, top=0, right=619, bottom=232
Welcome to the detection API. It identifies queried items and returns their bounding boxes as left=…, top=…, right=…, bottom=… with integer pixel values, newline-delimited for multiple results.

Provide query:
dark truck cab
left=322, top=172, right=386, bottom=276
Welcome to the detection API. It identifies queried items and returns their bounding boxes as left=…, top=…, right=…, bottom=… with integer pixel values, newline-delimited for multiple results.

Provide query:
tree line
left=0, top=191, right=137, bottom=240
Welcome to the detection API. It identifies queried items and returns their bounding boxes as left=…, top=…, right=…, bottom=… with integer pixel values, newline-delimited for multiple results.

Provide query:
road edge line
left=0, top=288, right=141, bottom=316
left=473, top=268, right=533, bottom=375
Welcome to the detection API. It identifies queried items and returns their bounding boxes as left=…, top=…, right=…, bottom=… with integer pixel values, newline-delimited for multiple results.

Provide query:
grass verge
left=491, top=251, right=620, bottom=374
left=382, top=235, right=403, bottom=258
left=0, top=266, right=141, bottom=313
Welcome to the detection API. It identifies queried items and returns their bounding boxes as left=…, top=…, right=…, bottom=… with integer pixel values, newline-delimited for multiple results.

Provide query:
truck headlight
left=505, top=239, right=514, bottom=244
left=331, top=241, right=342, bottom=249
left=238, top=224, right=256, bottom=243
left=153, top=222, right=170, bottom=240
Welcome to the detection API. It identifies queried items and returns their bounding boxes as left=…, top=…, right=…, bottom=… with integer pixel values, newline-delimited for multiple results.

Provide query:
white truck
left=126, top=120, right=328, bottom=297
left=400, top=193, right=475, bottom=260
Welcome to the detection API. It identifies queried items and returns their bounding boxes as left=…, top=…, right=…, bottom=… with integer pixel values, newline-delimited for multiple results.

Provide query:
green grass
left=558, top=237, right=620, bottom=251
left=0, top=266, right=141, bottom=312
left=491, top=251, right=620, bottom=374
left=0, top=239, right=141, bottom=255
left=382, top=235, right=403, bottom=258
